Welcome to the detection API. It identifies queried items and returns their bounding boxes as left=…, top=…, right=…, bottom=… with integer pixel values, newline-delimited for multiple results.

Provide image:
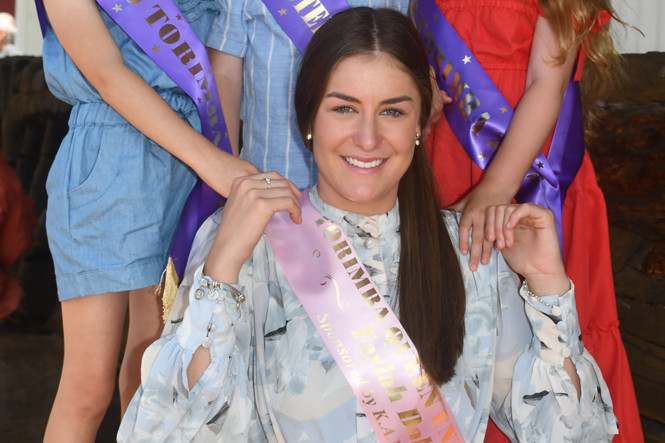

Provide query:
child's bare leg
left=118, top=284, right=163, bottom=415
left=44, top=291, right=128, bottom=443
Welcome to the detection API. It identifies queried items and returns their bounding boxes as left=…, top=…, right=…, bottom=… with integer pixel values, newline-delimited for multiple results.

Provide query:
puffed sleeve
left=117, top=262, right=255, bottom=442
left=206, top=0, right=248, bottom=57
left=490, top=255, right=619, bottom=442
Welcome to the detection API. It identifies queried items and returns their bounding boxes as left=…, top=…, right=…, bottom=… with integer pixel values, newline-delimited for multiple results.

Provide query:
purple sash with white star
left=414, top=0, right=584, bottom=249
left=35, top=0, right=232, bottom=278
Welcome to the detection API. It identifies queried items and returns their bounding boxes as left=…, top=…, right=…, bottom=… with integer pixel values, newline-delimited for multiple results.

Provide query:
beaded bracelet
left=520, top=279, right=562, bottom=316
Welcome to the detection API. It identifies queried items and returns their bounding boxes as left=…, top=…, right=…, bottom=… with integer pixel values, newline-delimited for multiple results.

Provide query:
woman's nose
left=352, top=117, right=380, bottom=151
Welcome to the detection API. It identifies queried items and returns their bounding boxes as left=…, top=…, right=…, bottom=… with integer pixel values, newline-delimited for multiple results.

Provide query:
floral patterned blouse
left=119, top=187, right=617, bottom=442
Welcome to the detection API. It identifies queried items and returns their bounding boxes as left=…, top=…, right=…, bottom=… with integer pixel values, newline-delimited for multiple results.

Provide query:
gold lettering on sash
left=416, top=14, right=493, bottom=136
left=145, top=5, right=168, bottom=26
left=347, top=267, right=364, bottom=282
left=291, top=0, right=317, bottom=13
left=374, top=364, right=396, bottom=375
left=378, top=374, right=393, bottom=388
left=360, top=342, right=376, bottom=355
left=172, top=42, right=196, bottom=65
left=406, top=427, right=433, bottom=442
left=471, top=112, right=491, bottom=134
left=442, top=61, right=454, bottom=80
left=458, top=88, right=481, bottom=118
left=361, top=287, right=381, bottom=306
left=159, top=23, right=180, bottom=44
left=333, top=240, right=353, bottom=260
left=290, top=0, right=330, bottom=31
left=373, top=410, right=389, bottom=422
left=362, top=389, right=377, bottom=405
left=302, top=5, right=329, bottom=29
left=373, top=409, right=395, bottom=437
left=450, top=72, right=461, bottom=97
left=386, top=385, right=408, bottom=402
left=342, top=257, right=359, bottom=270
left=375, top=307, right=389, bottom=323
left=351, top=324, right=376, bottom=340
left=398, top=408, right=423, bottom=427
left=433, top=45, right=446, bottom=75
left=432, top=410, right=462, bottom=442
left=385, top=326, right=406, bottom=346
left=140, top=3, right=222, bottom=146
left=324, top=225, right=342, bottom=242
left=313, top=215, right=456, bottom=440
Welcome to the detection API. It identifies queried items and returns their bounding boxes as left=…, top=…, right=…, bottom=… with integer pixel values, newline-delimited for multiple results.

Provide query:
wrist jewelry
left=521, top=279, right=562, bottom=316
left=195, top=275, right=246, bottom=310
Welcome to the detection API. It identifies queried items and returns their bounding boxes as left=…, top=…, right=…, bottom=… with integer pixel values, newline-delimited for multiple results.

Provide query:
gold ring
left=265, top=177, right=271, bottom=189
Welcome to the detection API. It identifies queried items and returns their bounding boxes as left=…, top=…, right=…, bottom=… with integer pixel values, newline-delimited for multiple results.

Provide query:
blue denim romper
left=43, top=0, right=220, bottom=301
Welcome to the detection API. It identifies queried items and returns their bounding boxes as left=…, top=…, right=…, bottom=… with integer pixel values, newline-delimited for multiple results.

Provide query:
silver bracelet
left=195, top=275, right=246, bottom=310
left=521, top=279, right=562, bottom=316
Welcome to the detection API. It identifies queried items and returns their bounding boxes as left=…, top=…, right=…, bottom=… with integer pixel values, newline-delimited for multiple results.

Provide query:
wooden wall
left=586, top=52, right=665, bottom=426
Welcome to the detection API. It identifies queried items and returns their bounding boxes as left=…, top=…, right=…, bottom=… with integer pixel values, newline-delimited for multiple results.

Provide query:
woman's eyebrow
left=325, top=91, right=414, bottom=105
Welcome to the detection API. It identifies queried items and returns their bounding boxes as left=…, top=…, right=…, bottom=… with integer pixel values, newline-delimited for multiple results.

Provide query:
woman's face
left=312, top=53, right=422, bottom=215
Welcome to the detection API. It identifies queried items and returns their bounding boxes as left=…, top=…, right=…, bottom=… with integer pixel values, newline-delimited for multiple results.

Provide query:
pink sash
left=265, top=192, right=464, bottom=442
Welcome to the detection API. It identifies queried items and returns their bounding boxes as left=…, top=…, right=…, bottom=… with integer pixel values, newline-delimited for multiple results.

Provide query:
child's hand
left=451, top=183, right=513, bottom=271
left=196, top=151, right=260, bottom=199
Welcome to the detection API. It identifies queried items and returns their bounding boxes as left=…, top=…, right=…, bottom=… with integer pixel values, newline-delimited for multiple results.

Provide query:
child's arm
left=208, top=49, right=243, bottom=156
left=44, top=0, right=259, bottom=197
left=455, top=15, right=578, bottom=270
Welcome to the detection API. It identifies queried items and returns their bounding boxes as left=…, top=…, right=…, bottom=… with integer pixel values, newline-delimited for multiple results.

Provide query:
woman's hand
left=488, top=203, right=569, bottom=296
left=203, top=172, right=302, bottom=283
left=451, top=182, right=513, bottom=271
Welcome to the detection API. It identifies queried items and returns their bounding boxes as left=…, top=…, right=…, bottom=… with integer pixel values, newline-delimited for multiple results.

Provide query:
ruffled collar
left=308, top=186, right=400, bottom=240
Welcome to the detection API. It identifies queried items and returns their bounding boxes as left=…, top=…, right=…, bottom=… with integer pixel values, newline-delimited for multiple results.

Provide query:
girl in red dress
left=425, top=0, right=642, bottom=441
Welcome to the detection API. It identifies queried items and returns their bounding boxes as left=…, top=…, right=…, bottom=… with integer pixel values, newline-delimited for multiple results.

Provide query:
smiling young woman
left=119, top=8, right=617, bottom=442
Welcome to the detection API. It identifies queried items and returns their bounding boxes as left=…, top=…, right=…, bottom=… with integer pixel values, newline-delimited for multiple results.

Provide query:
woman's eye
left=333, top=105, right=354, bottom=114
left=381, top=108, right=404, bottom=117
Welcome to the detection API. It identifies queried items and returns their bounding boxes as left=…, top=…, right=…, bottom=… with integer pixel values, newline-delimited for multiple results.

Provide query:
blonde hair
left=539, top=0, right=627, bottom=137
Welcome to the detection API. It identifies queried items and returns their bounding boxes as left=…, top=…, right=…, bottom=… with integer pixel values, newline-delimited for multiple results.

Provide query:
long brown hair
left=295, top=7, right=465, bottom=384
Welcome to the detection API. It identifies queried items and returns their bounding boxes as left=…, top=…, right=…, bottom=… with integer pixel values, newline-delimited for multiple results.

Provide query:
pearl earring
left=306, top=133, right=312, bottom=140
left=415, top=133, right=421, bottom=146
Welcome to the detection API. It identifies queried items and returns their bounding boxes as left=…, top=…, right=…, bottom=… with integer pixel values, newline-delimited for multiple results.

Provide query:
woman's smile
left=343, top=156, right=385, bottom=169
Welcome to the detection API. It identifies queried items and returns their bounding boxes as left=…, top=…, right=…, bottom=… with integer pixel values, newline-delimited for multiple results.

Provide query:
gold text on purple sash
left=415, top=14, right=504, bottom=152
left=130, top=0, right=222, bottom=146
left=289, top=0, right=331, bottom=32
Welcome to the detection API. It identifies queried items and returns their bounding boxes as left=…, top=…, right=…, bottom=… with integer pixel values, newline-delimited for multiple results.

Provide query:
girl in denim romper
left=40, top=0, right=257, bottom=441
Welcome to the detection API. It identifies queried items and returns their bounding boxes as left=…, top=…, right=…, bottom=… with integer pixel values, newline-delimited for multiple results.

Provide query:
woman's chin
left=322, top=188, right=397, bottom=215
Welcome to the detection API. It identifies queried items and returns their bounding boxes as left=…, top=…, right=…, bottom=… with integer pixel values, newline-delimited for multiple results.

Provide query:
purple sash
left=414, top=0, right=585, bottom=249
left=35, top=0, right=233, bottom=278
left=265, top=192, right=464, bottom=442
left=262, top=0, right=351, bottom=54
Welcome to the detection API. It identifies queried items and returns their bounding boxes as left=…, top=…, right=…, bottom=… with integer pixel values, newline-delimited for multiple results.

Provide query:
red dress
left=426, top=1, right=643, bottom=441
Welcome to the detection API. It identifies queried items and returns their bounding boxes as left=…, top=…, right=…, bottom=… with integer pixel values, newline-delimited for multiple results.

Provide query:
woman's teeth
left=344, top=157, right=384, bottom=169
